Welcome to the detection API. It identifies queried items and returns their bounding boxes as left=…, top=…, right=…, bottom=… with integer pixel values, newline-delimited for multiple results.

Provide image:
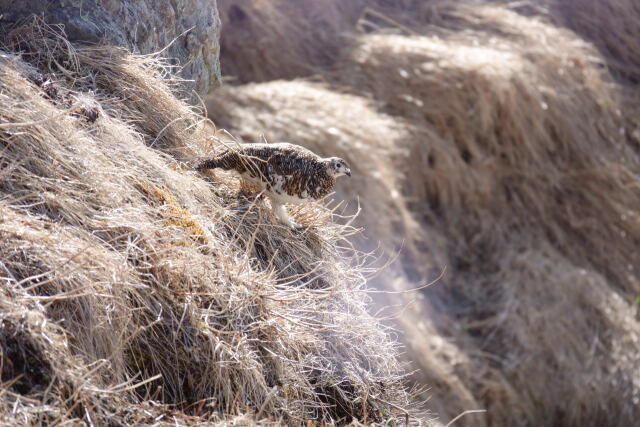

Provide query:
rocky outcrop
left=0, top=0, right=221, bottom=97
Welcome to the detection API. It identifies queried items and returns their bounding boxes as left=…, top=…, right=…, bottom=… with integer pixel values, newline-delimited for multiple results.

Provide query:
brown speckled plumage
left=196, top=143, right=336, bottom=199
left=194, top=142, right=351, bottom=228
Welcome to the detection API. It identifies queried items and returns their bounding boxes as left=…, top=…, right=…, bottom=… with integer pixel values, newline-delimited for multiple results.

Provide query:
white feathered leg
left=270, top=200, right=301, bottom=229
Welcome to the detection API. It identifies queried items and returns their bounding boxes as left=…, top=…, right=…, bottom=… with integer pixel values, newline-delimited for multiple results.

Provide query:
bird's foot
left=280, top=215, right=303, bottom=230
left=271, top=202, right=303, bottom=230
left=289, top=221, right=304, bottom=231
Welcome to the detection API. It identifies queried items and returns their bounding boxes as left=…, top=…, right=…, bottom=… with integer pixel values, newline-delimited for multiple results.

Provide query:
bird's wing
left=238, top=143, right=317, bottom=176
left=243, top=142, right=319, bottom=158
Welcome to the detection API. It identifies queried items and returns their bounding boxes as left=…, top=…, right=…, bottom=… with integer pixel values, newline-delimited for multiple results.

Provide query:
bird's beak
left=346, top=169, right=352, bottom=177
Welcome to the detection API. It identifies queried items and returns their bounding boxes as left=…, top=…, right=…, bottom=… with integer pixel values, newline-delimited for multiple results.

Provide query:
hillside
left=3, top=1, right=640, bottom=426
left=0, top=20, right=417, bottom=425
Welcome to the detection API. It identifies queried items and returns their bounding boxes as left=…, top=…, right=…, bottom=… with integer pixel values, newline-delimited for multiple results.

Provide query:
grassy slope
left=0, top=21, right=418, bottom=426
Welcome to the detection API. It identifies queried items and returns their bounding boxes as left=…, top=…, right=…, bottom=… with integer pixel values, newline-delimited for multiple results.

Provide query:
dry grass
left=217, top=0, right=372, bottom=83
left=212, top=1, right=640, bottom=426
left=532, top=0, right=640, bottom=85
left=336, top=5, right=640, bottom=292
left=539, top=0, right=640, bottom=157
left=0, top=20, right=417, bottom=426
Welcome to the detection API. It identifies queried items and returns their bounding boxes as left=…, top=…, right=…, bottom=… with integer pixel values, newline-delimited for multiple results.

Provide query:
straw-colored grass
left=217, top=0, right=373, bottom=83
left=540, top=0, right=640, bottom=157
left=336, top=5, right=640, bottom=291
left=0, top=20, right=417, bottom=426
left=536, top=0, right=640, bottom=85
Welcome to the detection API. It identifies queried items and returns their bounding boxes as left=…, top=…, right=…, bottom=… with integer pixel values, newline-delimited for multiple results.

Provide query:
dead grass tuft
left=217, top=0, right=370, bottom=83
left=532, top=0, right=640, bottom=85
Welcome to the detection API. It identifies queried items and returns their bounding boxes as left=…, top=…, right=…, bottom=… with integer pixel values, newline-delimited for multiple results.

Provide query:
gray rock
left=0, top=0, right=221, bottom=98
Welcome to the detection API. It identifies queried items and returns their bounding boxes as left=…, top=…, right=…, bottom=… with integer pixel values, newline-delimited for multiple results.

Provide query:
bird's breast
left=267, top=173, right=308, bottom=205
left=270, top=191, right=307, bottom=205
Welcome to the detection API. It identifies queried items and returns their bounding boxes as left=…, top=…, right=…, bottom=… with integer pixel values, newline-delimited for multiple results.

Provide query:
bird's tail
left=193, top=151, right=243, bottom=172
left=192, top=158, right=222, bottom=171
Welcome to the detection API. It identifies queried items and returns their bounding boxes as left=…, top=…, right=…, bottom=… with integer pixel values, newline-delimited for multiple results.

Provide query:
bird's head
left=325, top=157, right=352, bottom=178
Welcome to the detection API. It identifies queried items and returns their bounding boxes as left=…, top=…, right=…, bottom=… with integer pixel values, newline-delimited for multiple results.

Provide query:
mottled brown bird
left=194, top=142, right=351, bottom=228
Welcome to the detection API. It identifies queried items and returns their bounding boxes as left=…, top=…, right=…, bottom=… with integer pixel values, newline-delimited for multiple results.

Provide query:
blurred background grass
left=208, top=1, right=640, bottom=425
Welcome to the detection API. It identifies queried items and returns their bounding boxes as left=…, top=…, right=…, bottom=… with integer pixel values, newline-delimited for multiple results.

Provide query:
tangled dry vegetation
left=214, top=0, right=640, bottom=426
left=0, top=21, right=418, bottom=425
